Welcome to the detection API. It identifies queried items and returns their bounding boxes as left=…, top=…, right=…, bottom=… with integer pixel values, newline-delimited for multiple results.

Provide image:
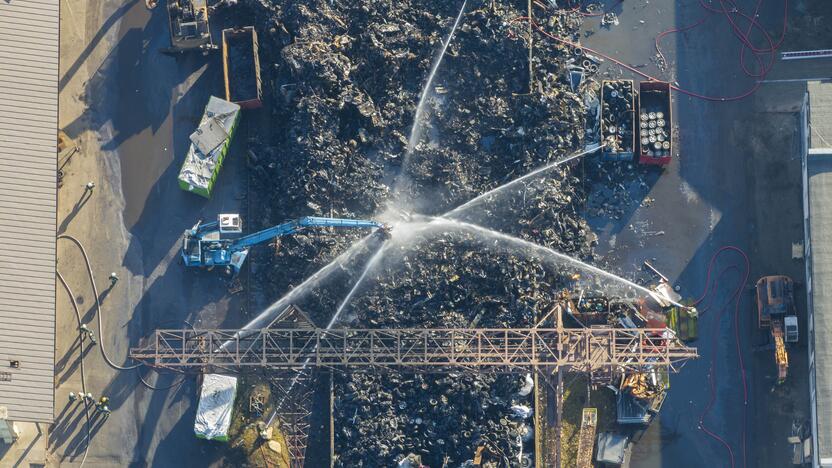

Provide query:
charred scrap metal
left=209, top=0, right=686, bottom=466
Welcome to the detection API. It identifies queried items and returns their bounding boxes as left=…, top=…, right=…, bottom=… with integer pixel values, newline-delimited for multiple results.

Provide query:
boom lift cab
left=182, top=214, right=244, bottom=272
left=182, top=214, right=387, bottom=276
left=756, top=275, right=799, bottom=383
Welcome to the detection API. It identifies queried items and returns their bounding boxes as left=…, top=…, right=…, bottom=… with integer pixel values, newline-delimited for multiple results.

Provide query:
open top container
left=600, top=79, right=636, bottom=161
left=637, top=81, right=673, bottom=166
left=222, top=27, right=263, bottom=109
left=178, top=96, right=241, bottom=198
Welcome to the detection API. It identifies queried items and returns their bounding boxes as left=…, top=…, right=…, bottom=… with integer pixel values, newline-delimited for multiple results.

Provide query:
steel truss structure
left=268, top=371, right=312, bottom=468
left=130, top=305, right=697, bottom=467
left=129, top=326, right=697, bottom=374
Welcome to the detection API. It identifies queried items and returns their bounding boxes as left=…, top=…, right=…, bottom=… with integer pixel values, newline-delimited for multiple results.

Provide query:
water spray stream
left=236, top=1, right=468, bottom=340
left=269, top=239, right=392, bottom=426
left=402, top=0, right=467, bottom=165
left=221, top=234, right=374, bottom=349
left=261, top=213, right=678, bottom=424
left=232, top=141, right=646, bottom=346
left=424, top=217, right=684, bottom=307
left=444, top=144, right=604, bottom=218
left=329, top=241, right=391, bottom=329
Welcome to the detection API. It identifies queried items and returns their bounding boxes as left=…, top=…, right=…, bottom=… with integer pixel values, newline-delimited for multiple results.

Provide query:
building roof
left=810, top=81, right=832, bottom=150
left=808, top=81, right=832, bottom=462
left=0, top=0, right=59, bottom=423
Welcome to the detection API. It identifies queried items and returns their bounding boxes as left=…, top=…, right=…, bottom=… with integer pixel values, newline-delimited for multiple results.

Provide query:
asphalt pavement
left=576, top=1, right=812, bottom=466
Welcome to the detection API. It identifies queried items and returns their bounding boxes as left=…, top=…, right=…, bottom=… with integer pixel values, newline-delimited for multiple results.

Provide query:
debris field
left=221, top=0, right=662, bottom=465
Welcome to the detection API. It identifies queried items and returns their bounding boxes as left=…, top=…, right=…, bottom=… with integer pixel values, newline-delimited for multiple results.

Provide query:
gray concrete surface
left=0, top=422, right=47, bottom=467
left=53, top=0, right=246, bottom=465
left=578, top=0, right=812, bottom=466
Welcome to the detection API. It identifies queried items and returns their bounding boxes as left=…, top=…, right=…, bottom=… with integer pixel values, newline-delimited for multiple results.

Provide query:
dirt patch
left=228, top=377, right=290, bottom=468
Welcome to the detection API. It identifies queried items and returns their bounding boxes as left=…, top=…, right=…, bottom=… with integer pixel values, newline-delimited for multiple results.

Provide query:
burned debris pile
left=334, top=231, right=567, bottom=466
left=334, top=372, right=533, bottom=467
left=241, top=1, right=593, bottom=224
left=239, top=0, right=605, bottom=314
left=222, top=0, right=643, bottom=465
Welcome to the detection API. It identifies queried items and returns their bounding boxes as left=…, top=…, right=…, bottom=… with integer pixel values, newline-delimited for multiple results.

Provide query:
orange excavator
left=756, top=276, right=799, bottom=383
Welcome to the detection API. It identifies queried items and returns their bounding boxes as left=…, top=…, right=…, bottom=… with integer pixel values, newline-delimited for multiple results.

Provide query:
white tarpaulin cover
left=194, top=374, right=238, bottom=441
left=190, top=115, right=230, bottom=155
left=648, top=282, right=682, bottom=308
left=179, top=96, right=240, bottom=191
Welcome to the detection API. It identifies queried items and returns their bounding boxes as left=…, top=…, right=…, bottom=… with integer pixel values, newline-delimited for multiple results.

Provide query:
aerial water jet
left=328, top=241, right=392, bottom=328
left=401, top=0, right=468, bottom=171
left=421, top=217, right=684, bottom=307
left=445, top=144, right=604, bottom=218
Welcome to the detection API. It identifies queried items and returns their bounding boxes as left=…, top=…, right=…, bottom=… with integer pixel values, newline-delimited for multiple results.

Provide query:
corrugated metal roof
left=0, top=0, right=58, bottom=424
left=810, top=81, right=832, bottom=150
left=808, top=81, right=832, bottom=461
left=808, top=155, right=832, bottom=460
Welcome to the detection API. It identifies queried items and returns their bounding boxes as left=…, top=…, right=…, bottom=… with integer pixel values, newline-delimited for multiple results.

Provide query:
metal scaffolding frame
left=268, top=371, right=312, bottom=468
left=131, top=305, right=697, bottom=467
left=129, top=326, right=696, bottom=374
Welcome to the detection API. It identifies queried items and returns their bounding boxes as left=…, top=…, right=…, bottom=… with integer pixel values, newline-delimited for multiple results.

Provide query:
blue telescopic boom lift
left=181, top=214, right=387, bottom=275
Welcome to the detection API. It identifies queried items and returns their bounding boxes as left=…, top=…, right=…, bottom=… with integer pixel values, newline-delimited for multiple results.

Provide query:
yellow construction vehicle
left=756, top=276, right=799, bottom=383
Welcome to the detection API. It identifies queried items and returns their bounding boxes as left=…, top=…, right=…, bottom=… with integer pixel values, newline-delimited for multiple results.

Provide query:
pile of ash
left=330, top=230, right=567, bottom=466
left=238, top=0, right=590, bottom=226
left=214, top=0, right=644, bottom=465
left=334, top=372, right=533, bottom=467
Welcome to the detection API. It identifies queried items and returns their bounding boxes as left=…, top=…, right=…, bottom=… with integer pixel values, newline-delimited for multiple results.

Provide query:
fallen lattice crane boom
left=129, top=326, right=697, bottom=373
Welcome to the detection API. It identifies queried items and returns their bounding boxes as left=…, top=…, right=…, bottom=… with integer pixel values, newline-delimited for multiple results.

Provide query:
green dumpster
left=178, top=96, right=241, bottom=198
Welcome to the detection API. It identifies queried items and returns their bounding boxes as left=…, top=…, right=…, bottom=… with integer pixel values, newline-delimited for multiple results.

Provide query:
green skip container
left=178, top=96, right=241, bottom=198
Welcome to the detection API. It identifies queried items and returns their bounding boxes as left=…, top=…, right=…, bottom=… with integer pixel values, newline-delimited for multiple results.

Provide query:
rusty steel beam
left=269, top=371, right=313, bottom=468
left=129, top=326, right=697, bottom=374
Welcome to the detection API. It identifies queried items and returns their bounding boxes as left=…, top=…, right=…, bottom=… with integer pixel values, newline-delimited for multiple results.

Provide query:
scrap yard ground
left=39, top=0, right=827, bottom=466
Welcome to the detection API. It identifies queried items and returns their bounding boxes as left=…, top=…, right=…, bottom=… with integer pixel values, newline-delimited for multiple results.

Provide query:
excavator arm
left=230, top=216, right=386, bottom=251
left=181, top=215, right=387, bottom=277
